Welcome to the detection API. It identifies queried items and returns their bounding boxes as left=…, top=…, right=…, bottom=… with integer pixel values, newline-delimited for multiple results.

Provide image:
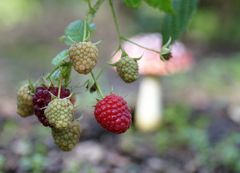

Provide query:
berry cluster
left=16, top=4, right=142, bottom=151
left=15, top=0, right=177, bottom=153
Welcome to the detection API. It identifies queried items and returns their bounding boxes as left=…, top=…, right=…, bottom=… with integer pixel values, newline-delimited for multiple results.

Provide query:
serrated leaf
left=64, top=20, right=96, bottom=46
left=51, top=49, right=69, bottom=66
left=124, top=0, right=142, bottom=8
left=161, top=0, right=198, bottom=43
left=144, top=0, right=174, bottom=14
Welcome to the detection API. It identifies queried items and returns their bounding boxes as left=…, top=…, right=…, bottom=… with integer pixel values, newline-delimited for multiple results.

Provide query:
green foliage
left=211, top=134, right=240, bottom=172
left=0, top=154, right=5, bottom=173
left=124, top=0, right=173, bottom=13
left=163, top=54, right=240, bottom=100
left=51, top=49, right=69, bottom=66
left=155, top=105, right=210, bottom=152
left=189, top=9, right=219, bottom=41
left=20, top=154, right=45, bottom=173
left=144, top=0, right=174, bottom=14
left=49, top=62, right=72, bottom=87
left=128, top=0, right=198, bottom=43
left=161, top=0, right=198, bottom=43
left=124, top=0, right=141, bottom=8
left=63, top=20, right=95, bottom=46
left=153, top=104, right=240, bottom=172
left=0, top=0, right=40, bottom=27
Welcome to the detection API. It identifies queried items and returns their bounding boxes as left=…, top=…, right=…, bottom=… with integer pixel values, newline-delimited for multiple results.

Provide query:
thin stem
left=67, top=36, right=76, bottom=44
left=111, top=47, right=121, bottom=59
left=46, top=61, right=69, bottom=80
left=46, top=65, right=61, bottom=80
left=83, top=20, right=88, bottom=41
left=86, top=0, right=92, bottom=9
left=108, top=1, right=160, bottom=56
left=108, top=0, right=122, bottom=46
left=90, top=71, right=104, bottom=99
left=121, top=37, right=161, bottom=54
left=86, top=0, right=105, bottom=23
left=83, top=0, right=106, bottom=98
left=57, top=78, right=62, bottom=98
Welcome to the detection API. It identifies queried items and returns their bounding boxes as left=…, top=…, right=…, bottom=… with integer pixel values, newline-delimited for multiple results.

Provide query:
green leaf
left=51, top=49, right=69, bottom=66
left=61, top=63, right=72, bottom=87
left=51, top=69, right=61, bottom=81
left=49, top=62, right=72, bottom=86
left=124, top=0, right=142, bottom=8
left=64, top=20, right=96, bottom=46
left=144, top=0, right=174, bottom=14
left=161, top=0, right=198, bottom=43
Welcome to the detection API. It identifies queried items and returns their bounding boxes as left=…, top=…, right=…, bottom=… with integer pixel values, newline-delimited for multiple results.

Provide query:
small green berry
left=52, top=121, right=81, bottom=151
left=17, top=84, right=34, bottom=117
left=44, top=98, right=74, bottom=129
left=69, top=42, right=98, bottom=74
left=115, top=56, right=139, bottom=83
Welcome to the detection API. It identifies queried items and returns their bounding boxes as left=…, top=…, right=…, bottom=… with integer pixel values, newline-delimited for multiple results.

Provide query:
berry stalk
left=86, top=0, right=105, bottom=23
left=108, top=0, right=122, bottom=46
left=120, top=36, right=161, bottom=54
left=83, top=1, right=106, bottom=99
left=90, top=71, right=104, bottom=99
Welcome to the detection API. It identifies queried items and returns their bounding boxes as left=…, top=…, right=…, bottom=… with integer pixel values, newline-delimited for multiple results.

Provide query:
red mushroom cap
left=112, top=33, right=193, bottom=76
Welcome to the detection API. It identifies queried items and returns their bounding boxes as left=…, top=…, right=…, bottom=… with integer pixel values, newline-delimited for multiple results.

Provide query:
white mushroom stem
left=136, top=76, right=162, bottom=132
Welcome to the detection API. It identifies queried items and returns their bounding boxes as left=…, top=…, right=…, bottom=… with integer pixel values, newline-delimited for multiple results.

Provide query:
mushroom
left=112, top=33, right=193, bottom=132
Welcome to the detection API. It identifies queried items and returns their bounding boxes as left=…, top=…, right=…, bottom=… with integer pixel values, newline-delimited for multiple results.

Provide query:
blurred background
left=1, top=0, right=240, bottom=173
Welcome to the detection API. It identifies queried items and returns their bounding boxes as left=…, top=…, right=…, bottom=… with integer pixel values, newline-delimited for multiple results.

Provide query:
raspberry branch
left=86, top=0, right=93, bottom=10
left=108, top=0, right=122, bottom=47
left=83, top=0, right=106, bottom=99
left=86, top=0, right=105, bottom=23
left=108, top=1, right=172, bottom=61
left=120, top=36, right=161, bottom=54
left=90, top=71, right=104, bottom=99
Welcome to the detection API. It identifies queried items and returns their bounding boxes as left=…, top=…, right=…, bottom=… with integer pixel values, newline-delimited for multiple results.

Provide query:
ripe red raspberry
left=32, top=86, right=71, bottom=127
left=94, top=94, right=132, bottom=134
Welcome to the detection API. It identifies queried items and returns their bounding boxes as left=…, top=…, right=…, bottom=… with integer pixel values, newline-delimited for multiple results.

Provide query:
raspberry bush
left=16, top=0, right=197, bottom=151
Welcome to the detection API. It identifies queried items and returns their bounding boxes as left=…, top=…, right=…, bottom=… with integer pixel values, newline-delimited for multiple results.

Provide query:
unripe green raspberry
left=115, top=57, right=139, bottom=83
left=17, top=84, right=34, bottom=117
left=69, top=42, right=98, bottom=74
left=44, top=98, right=74, bottom=129
left=52, top=121, right=81, bottom=151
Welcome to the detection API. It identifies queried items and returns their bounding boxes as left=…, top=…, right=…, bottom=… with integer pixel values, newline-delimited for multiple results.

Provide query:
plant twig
left=108, top=0, right=122, bottom=46
left=108, top=1, right=161, bottom=57
left=86, top=0, right=92, bottom=9
left=90, top=71, right=104, bottom=99
left=84, top=2, right=105, bottom=98
left=121, top=36, right=161, bottom=54
left=86, top=0, right=105, bottom=23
